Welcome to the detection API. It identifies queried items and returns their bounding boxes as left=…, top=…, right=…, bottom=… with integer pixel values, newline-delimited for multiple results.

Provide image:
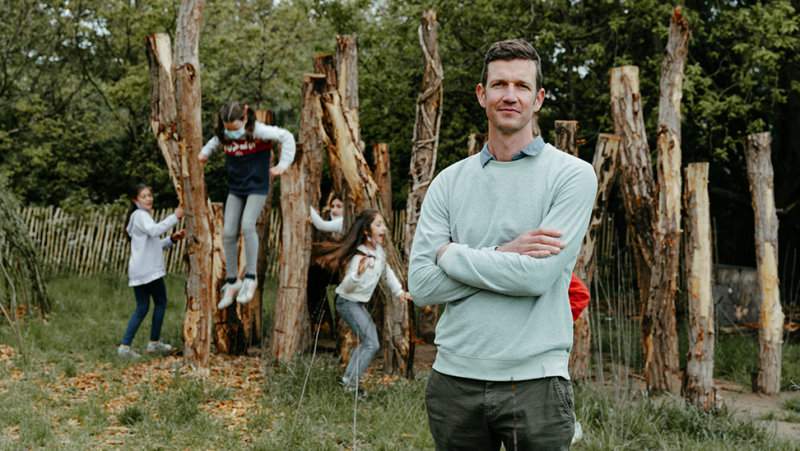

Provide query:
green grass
left=0, top=273, right=798, bottom=449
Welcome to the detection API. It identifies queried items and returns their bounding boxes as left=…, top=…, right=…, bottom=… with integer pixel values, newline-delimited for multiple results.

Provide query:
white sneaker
left=146, top=341, right=173, bottom=354
left=117, top=346, right=141, bottom=358
left=217, top=280, right=242, bottom=309
left=236, top=278, right=257, bottom=304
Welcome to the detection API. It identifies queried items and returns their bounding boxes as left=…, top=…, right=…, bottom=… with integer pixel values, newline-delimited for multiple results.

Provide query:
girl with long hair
left=314, top=209, right=411, bottom=391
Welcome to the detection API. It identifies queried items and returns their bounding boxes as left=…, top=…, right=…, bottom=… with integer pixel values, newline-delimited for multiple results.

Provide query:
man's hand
left=496, top=227, right=565, bottom=257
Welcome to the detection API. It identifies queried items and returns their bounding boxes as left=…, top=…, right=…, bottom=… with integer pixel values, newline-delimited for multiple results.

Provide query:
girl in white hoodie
left=314, top=209, right=411, bottom=391
left=118, top=184, right=185, bottom=358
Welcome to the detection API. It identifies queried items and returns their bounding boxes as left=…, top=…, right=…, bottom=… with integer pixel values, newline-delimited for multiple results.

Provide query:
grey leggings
left=223, top=193, right=267, bottom=280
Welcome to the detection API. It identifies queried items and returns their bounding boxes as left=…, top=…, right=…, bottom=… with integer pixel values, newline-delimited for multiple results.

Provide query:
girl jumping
left=314, top=209, right=411, bottom=391
left=199, top=101, right=296, bottom=309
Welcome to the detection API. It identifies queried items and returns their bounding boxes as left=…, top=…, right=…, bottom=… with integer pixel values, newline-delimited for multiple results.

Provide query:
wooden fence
left=20, top=206, right=409, bottom=277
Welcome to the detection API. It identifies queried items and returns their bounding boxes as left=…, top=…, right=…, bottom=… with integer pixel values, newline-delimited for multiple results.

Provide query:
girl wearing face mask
left=199, top=101, right=296, bottom=309
left=313, top=209, right=412, bottom=393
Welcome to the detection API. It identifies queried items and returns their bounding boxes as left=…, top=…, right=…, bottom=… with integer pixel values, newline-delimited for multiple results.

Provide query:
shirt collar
left=479, top=135, right=545, bottom=167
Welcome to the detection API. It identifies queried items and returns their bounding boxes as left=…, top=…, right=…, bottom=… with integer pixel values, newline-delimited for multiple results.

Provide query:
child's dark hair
left=322, top=192, right=344, bottom=220
left=214, top=101, right=257, bottom=145
left=123, top=184, right=150, bottom=242
left=313, top=209, right=379, bottom=272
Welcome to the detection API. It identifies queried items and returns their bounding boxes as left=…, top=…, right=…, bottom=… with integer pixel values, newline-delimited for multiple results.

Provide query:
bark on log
left=146, top=7, right=215, bottom=366
left=554, top=120, right=579, bottom=157
left=684, top=162, right=717, bottom=409
left=407, top=10, right=444, bottom=345
left=314, top=37, right=414, bottom=376
left=745, top=132, right=784, bottom=395
left=373, top=143, right=393, bottom=229
left=569, top=133, right=621, bottom=379
left=271, top=145, right=312, bottom=361
left=610, top=65, right=656, bottom=315
left=532, top=112, right=541, bottom=137
left=641, top=9, right=689, bottom=394
left=467, top=133, right=488, bottom=157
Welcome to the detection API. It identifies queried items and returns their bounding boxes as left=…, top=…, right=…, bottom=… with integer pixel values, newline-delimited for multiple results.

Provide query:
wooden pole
left=146, top=0, right=215, bottom=365
left=407, top=10, right=444, bottom=344
left=271, top=145, right=312, bottom=361
left=745, top=132, right=784, bottom=395
left=314, top=36, right=414, bottom=376
left=640, top=8, right=689, bottom=394
left=569, top=133, right=621, bottom=379
left=373, top=143, right=393, bottom=230
left=554, top=120, right=578, bottom=157
left=684, top=162, right=717, bottom=409
left=467, top=133, right=487, bottom=157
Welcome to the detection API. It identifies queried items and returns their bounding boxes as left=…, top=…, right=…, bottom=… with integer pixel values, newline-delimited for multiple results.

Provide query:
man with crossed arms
left=409, top=38, right=597, bottom=450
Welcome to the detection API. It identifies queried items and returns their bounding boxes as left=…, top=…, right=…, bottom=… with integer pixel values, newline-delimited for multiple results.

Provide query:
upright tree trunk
left=641, top=8, right=689, bottom=394
left=745, top=132, right=784, bottom=395
left=314, top=36, right=414, bottom=376
left=684, top=162, right=717, bottom=409
left=270, top=145, right=312, bottom=361
left=569, top=133, right=621, bottom=379
left=407, top=10, right=443, bottom=345
left=467, top=133, right=487, bottom=156
left=554, top=120, right=578, bottom=157
left=373, top=143, right=393, bottom=229
left=146, top=1, right=215, bottom=366
left=610, top=65, right=656, bottom=316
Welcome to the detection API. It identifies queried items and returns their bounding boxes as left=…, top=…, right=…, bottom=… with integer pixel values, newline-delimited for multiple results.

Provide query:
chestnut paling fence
left=16, top=207, right=418, bottom=277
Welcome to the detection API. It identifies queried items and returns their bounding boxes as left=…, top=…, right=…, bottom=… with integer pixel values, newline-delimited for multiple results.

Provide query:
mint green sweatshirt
left=408, top=141, right=597, bottom=381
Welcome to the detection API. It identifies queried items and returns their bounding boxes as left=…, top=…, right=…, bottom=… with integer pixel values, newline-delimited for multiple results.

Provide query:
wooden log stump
left=684, top=162, right=717, bottom=409
left=745, top=132, right=784, bottom=395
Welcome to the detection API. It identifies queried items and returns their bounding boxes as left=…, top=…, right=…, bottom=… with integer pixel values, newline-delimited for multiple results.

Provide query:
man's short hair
left=480, top=39, right=543, bottom=91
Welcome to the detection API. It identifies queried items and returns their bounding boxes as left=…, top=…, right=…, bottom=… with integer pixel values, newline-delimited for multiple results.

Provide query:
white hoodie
left=126, top=209, right=178, bottom=286
left=335, top=244, right=404, bottom=303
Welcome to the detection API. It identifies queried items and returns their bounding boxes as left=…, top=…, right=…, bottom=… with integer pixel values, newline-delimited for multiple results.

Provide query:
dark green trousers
left=425, top=370, right=574, bottom=450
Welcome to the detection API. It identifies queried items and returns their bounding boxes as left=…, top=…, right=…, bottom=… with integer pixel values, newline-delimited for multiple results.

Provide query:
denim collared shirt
left=479, top=135, right=545, bottom=167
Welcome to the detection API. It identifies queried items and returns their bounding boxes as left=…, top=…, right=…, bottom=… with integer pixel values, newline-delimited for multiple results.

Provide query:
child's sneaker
left=146, top=341, right=173, bottom=354
left=236, top=278, right=257, bottom=304
left=117, top=346, right=141, bottom=358
left=217, top=280, right=242, bottom=309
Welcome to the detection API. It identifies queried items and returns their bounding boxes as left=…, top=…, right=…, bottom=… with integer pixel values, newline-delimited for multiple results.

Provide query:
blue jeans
left=122, top=278, right=167, bottom=346
left=335, top=296, right=380, bottom=386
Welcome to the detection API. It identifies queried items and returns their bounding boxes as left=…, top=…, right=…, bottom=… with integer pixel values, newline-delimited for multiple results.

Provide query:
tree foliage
left=1, top=0, right=798, bottom=269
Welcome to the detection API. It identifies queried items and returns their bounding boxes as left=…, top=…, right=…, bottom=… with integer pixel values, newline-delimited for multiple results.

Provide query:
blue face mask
left=224, top=126, right=246, bottom=140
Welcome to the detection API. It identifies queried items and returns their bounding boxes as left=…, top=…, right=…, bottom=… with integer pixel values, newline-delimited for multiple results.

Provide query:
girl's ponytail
left=313, top=209, right=377, bottom=273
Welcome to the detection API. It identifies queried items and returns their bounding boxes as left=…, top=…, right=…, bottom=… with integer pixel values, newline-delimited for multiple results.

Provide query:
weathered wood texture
left=684, top=162, right=717, bottom=409
left=745, top=132, right=784, bottom=395
left=569, top=133, right=621, bottom=379
left=554, top=120, right=578, bottom=157
left=271, top=145, right=312, bottom=361
left=313, top=36, right=413, bottom=376
left=407, top=10, right=443, bottom=345
left=146, top=11, right=215, bottom=366
left=610, top=65, right=656, bottom=320
left=641, top=8, right=689, bottom=394
left=373, top=143, right=393, bottom=229
left=467, top=133, right=488, bottom=156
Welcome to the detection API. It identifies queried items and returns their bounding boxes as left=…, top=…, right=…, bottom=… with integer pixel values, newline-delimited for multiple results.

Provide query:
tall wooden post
left=270, top=145, right=312, bottom=361
left=610, top=65, right=656, bottom=316
left=373, top=143, right=393, bottom=229
left=554, top=120, right=578, bottom=157
left=569, top=133, right=621, bottom=379
left=146, top=0, right=215, bottom=366
left=407, top=10, right=444, bottom=344
left=314, top=36, right=414, bottom=376
left=745, top=132, right=784, bottom=395
left=641, top=8, right=689, bottom=394
left=467, top=133, right=487, bottom=156
left=684, top=162, right=717, bottom=409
